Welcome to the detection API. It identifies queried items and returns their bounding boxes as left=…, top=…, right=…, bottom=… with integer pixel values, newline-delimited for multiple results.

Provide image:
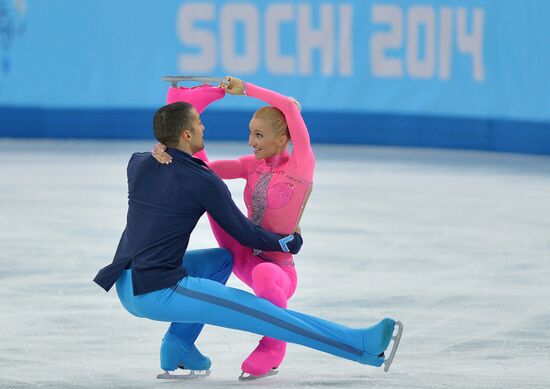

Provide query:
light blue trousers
left=116, top=248, right=391, bottom=367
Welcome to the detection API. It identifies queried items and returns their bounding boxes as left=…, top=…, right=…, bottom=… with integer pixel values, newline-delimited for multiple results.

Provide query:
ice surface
left=1, top=139, right=549, bottom=388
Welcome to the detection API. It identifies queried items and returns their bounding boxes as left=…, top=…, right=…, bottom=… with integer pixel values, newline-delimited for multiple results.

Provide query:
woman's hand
left=223, top=76, right=246, bottom=95
left=152, top=142, right=172, bottom=164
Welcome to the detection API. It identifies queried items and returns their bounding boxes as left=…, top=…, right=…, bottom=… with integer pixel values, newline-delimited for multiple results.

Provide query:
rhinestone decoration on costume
left=250, top=153, right=291, bottom=256
left=251, top=171, right=273, bottom=226
left=266, top=182, right=295, bottom=208
left=250, top=152, right=290, bottom=226
left=251, top=171, right=273, bottom=256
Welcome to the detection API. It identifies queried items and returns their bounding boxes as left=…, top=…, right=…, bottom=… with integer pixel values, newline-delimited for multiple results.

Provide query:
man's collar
left=166, top=147, right=209, bottom=168
left=166, top=147, right=192, bottom=160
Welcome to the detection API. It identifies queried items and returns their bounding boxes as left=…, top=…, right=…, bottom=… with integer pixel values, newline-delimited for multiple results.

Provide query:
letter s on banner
left=178, top=3, right=216, bottom=73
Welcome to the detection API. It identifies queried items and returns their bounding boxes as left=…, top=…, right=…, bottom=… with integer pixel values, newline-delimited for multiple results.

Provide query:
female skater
left=154, top=76, right=314, bottom=379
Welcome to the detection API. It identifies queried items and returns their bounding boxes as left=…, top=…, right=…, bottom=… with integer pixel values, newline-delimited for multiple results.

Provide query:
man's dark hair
left=153, top=102, right=195, bottom=147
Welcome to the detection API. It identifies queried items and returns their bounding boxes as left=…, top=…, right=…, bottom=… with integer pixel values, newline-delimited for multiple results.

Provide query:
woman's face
left=248, top=117, right=287, bottom=159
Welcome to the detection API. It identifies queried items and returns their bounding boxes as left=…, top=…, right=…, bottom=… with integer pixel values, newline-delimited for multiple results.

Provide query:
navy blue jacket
left=94, top=148, right=301, bottom=295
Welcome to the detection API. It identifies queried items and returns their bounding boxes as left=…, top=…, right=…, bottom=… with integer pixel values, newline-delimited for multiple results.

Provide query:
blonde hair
left=253, top=106, right=290, bottom=140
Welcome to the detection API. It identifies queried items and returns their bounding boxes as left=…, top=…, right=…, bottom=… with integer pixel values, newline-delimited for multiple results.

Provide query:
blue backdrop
left=1, top=0, right=549, bottom=154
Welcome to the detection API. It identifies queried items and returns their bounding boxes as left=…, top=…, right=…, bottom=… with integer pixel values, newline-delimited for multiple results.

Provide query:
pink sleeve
left=193, top=150, right=248, bottom=179
left=246, top=83, right=314, bottom=172
left=166, top=85, right=225, bottom=114
left=208, top=155, right=255, bottom=179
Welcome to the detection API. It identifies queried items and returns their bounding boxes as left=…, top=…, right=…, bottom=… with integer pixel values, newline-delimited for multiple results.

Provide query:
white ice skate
left=238, top=368, right=278, bottom=381
left=157, top=368, right=211, bottom=380
left=161, top=75, right=229, bottom=87
left=383, top=320, right=404, bottom=372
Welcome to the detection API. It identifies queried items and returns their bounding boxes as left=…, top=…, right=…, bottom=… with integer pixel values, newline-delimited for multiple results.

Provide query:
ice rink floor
left=1, top=139, right=549, bottom=388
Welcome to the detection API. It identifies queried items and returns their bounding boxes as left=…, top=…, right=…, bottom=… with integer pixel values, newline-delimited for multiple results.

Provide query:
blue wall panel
left=1, top=1, right=549, bottom=154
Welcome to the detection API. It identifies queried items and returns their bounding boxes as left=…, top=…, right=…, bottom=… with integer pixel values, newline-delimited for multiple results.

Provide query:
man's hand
left=288, top=232, right=303, bottom=254
left=278, top=232, right=303, bottom=255
left=152, top=142, right=172, bottom=164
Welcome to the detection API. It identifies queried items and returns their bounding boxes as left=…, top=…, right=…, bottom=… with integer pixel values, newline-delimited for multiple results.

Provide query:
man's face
left=187, top=108, right=205, bottom=154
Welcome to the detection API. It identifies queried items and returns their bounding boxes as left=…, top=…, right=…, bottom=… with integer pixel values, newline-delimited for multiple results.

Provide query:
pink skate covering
left=241, top=336, right=286, bottom=376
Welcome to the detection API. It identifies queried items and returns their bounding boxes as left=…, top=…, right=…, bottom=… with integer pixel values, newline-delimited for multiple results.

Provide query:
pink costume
left=166, top=83, right=315, bottom=376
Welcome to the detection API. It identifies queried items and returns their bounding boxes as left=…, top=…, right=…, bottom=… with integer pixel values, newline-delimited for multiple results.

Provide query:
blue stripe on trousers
left=173, top=285, right=363, bottom=356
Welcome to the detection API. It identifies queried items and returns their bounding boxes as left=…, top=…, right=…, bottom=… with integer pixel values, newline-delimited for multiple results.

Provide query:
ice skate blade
left=383, top=320, right=403, bottom=372
left=161, top=75, right=229, bottom=87
left=157, top=369, right=211, bottom=380
left=239, top=369, right=278, bottom=381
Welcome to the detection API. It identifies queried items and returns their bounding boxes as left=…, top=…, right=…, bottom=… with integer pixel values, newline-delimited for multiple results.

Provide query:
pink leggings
left=207, top=214, right=297, bottom=308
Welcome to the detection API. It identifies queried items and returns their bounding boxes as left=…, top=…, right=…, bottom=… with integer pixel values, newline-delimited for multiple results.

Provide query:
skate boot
left=239, top=337, right=286, bottom=381
left=358, top=318, right=403, bottom=372
left=157, top=332, right=211, bottom=380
